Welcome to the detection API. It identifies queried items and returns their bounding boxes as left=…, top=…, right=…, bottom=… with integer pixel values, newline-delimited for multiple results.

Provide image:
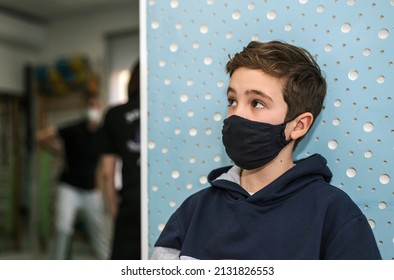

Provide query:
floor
left=0, top=229, right=99, bottom=260
left=0, top=216, right=112, bottom=260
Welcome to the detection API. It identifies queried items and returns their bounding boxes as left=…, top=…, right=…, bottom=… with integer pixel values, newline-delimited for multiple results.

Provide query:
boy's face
left=226, top=67, right=288, bottom=125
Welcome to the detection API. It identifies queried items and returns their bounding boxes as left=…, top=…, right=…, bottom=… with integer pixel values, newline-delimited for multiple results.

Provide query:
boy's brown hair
left=226, top=40, right=327, bottom=147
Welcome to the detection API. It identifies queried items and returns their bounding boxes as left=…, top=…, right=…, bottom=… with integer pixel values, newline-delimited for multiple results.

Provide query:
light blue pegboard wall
left=146, top=0, right=393, bottom=259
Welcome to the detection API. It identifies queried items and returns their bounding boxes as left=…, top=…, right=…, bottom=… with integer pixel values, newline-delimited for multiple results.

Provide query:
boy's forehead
left=227, top=68, right=285, bottom=96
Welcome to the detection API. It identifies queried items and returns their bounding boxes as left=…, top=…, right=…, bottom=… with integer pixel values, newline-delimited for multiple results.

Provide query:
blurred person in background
left=36, top=94, right=109, bottom=260
left=99, top=60, right=141, bottom=259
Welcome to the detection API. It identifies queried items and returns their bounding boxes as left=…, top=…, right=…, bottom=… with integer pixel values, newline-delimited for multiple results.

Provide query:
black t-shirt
left=100, top=98, right=140, bottom=200
left=58, top=119, right=102, bottom=190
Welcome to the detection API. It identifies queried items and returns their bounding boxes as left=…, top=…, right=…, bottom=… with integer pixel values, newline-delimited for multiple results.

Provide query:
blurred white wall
left=0, top=11, right=44, bottom=93
left=0, top=2, right=139, bottom=95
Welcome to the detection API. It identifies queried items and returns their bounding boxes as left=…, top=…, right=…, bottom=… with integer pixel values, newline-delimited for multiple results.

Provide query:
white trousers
left=53, top=183, right=109, bottom=260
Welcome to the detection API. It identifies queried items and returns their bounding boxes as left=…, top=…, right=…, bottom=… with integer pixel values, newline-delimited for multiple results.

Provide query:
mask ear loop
left=280, top=116, right=298, bottom=146
left=277, top=122, right=292, bottom=147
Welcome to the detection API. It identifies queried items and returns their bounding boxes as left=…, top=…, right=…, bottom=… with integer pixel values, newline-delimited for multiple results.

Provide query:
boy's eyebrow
left=246, top=89, right=274, bottom=102
left=226, top=86, right=236, bottom=95
left=227, top=86, right=274, bottom=102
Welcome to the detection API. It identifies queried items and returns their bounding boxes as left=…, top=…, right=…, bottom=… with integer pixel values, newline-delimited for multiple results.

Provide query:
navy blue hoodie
left=153, top=154, right=381, bottom=259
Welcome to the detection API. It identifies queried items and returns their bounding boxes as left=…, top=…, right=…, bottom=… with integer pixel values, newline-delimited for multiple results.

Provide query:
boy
left=151, top=41, right=381, bottom=259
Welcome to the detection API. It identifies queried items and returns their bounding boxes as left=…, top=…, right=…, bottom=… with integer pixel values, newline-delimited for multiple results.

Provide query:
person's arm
left=99, top=154, right=119, bottom=218
left=150, top=247, right=180, bottom=260
left=36, top=126, right=63, bottom=156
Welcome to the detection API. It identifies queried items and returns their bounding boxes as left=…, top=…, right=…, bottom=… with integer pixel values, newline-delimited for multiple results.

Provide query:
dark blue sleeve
left=323, top=214, right=382, bottom=260
left=154, top=211, right=183, bottom=250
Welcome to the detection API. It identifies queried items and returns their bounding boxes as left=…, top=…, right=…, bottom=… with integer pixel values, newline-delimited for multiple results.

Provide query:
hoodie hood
left=208, top=153, right=332, bottom=204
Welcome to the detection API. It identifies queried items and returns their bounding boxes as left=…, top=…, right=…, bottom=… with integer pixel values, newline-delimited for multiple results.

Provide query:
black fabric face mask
left=222, top=115, right=292, bottom=170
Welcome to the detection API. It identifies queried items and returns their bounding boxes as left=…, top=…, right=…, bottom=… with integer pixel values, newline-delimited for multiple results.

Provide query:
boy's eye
left=252, top=100, right=265, bottom=109
left=227, top=98, right=237, bottom=107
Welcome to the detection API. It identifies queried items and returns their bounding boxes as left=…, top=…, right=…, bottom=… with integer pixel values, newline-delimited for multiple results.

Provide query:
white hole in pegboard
left=207, top=0, right=214, bottom=5
left=174, top=128, right=181, bottom=135
left=200, top=24, right=209, bottom=34
left=316, top=5, right=324, bottom=13
left=189, top=157, right=196, bottom=164
left=164, top=115, right=171, bottom=122
left=158, top=223, right=165, bottom=232
left=377, top=75, right=385, bottom=84
left=328, top=140, right=338, bottom=150
left=364, top=150, right=373, bottom=158
left=148, top=141, right=156, bottom=149
left=193, top=41, right=200, bottom=49
left=205, top=92, right=212, bottom=100
left=199, top=175, right=208, bottom=185
left=217, top=80, right=224, bottom=87
left=346, top=167, right=357, bottom=178
left=379, top=174, right=390, bottom=185
left=214, top=155, right=221, bottom=162
left=152, top=185, right=159, bottom=192
left=171, top=170, right=180, bottom=179
left=164, top=78, right=171, bottom=85
left=187, top=111, right=194, bottom=117
left=159, top=60, right=166, bottom=67
left=378, top=28, right=389, bottom=39
left=284, top=24, right=292, bottom=32
left=341, top=23, right=352, bottom=33
left=248, top=2, right=255, bottom=10
left=332, top=118, right=341, bottom=126
left=180, top=93, right=189, bottom=103
left=186, top=183, right=193, bottom=190
left=169, top=200, right=177, bottom=207
left=186, top=79, right=194, bottom=86
left=204, top=56, right=213, bottom=65
left=189, top=128, right=198, bottom=136
left=379, top=202, right=387, bottom=210
left=162, top=147, right=168, bottom=154
left=170, top=43, right=178, bottom=52
left=213, top=112, right=222, bottom=122
left=175, top=22, right=182, bottom=30
left=232, top=10, right=241, bottom=20
left=205, top=128, right=212, bottom=135
left=348, top=70, right=359, bottom=81
left=333, top=99, right=341, bottom=107
left=267, top=10, right=277, bottom=20
left=324, top=44, right=333, bottom=52
left=170, top=0, right=179, bottom=8
left=226, top=32, right=233, bottom=39
left=368, top=219, right=376, bottom=229
left=363, top=48, right=371, bottom=56
left=251, top=34, right=259, bottom=41
left=363, top=122, right=374, bottom=133
left=347, top=0, right=356, bottom=6
left=151, top=20, right=159, bottom=29
left=299, top=0, right=308, bottom=4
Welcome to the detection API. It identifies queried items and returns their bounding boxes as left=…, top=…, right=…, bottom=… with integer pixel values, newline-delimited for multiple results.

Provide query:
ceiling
left=0, top=0, right=135, bottom=22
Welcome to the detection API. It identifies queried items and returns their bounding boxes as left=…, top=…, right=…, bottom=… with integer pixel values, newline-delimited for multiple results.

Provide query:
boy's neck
left=240, top=145, right=294, bottom=193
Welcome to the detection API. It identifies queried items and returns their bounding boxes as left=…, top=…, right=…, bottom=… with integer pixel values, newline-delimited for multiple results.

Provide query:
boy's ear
left=288, top=112, right=314, bottom=140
